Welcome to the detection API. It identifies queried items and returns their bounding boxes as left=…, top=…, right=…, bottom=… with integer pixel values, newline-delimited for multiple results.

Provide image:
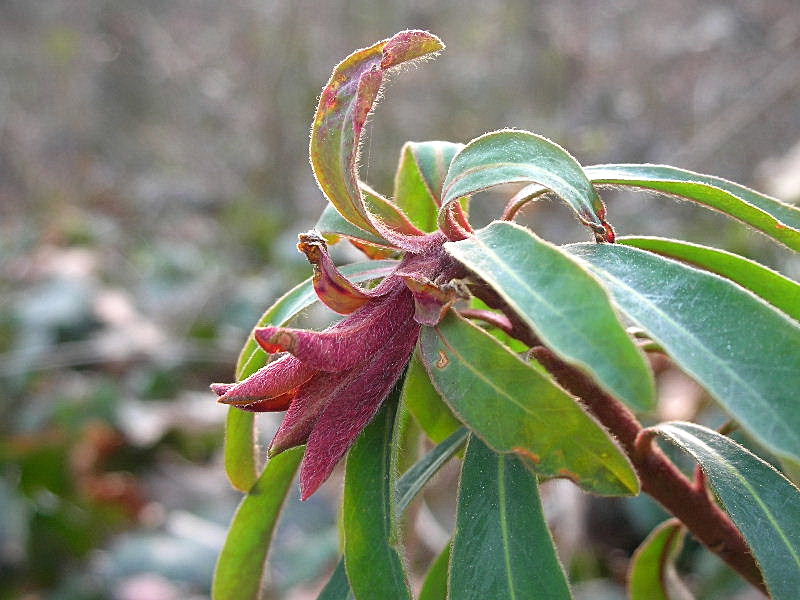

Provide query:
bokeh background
left=2, top=1, right=799, bottom=599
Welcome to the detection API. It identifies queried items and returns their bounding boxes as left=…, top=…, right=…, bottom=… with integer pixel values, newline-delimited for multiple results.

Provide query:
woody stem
left=468, top=283, right=766, bottom=594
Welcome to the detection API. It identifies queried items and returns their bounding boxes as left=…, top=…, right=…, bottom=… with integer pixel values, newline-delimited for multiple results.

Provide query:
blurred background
left=2, top=1, right=799, bottom=599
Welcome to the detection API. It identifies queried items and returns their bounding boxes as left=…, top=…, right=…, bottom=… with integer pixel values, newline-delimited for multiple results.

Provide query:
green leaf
left=418, top=543, right=451, bottom=600
left=212, top=446, right=304, bottom=600
left=318, top=559, right=355, bottom=600
left=315, top=203, right=393, bottom=249
left=309, top=30, right=443, bottom=234
left=440, top=130, right=609, bottom=236
left=652, top=422, right=800, bottom=600
left=628, top=519, right=693, bottom=600
left=393, top=141, right=464, bottom=231
left=419, top=311, right=639, bottom=496
left=224, top=409, right=259, bottom=492
left=567, top=243, right=800, bottom=464
left=619, top=236, right=800, bottom=322
left=446, top=221, right=655, bottom=411
left=343, top=393, right=411, bottom=600
left=585, top=164, right=800, bottom=251
left=225, top=260, right=397, bottom=491
left=449, top=435, right=573, bottom=599
left=396, top=427, right=468, bottom=512
left=401, top=352, right=462, bottom=443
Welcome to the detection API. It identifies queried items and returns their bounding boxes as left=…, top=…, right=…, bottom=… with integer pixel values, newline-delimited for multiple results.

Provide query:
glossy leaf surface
left=446, top=221, right=655, bottom=411
left=440, top=130, right=608, bottom=236
left=449, top=435, right=572, bottom=599
left=419, top=311, right=639, bottom=495
left=568, top=243, right=800, bottom=463
left=393, top=141, right=464, bottom=231
left=343, top=397, right=410, bottom=600
left=628, top=519, right=692, bottom=600
left=401, top=353, right=462, bottom=443
left=309, top=29, right=443, bottom=239
left=212, top=446, right=303, bottom=600
left=653, top=422, right=800, bottom=600
left=619, top=236, right=800, bottom=321
left=585, top=164, right=800, bottom=251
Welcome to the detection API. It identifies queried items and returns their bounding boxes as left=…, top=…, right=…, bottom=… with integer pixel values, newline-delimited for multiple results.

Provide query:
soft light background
left=1, top=2, right=798, bottom=599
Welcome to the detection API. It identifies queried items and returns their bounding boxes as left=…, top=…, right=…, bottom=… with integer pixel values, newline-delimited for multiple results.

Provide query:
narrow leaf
left=567, top=243, right=800, bottom=464
left=309, top=30, right=443, bottom=240
left=318, top=559, right=355, bottom=600
left=619, top=236, right=800, bottom=321
left=441, top=130, right=610, bottom=238
left=212, top=446, right=304, bottom=600
left=449, top=435, right=573, bottom=599
left=225, top=260, right=397, bottom=491
left=418, top=543, right=451, bottom=600
left=401, top=352, right=462, bottom=443
left=419, top=311, right=639, bottom=496
left=446, top=221, right=655, bottom=411
left=585, top=164, right=800, bottom=251
left=393, top=141, right=464, bottom=231
left=396, top=427, right=468, bottom=512
left=653, top=422, right=800, bottom=600
left=224, top=409, right=259, bottom=492
left=315, top=203, right=394, bottom=249
left=343, top=394, right=411, bottom=600
left=628, top=519, right=693, bottom=600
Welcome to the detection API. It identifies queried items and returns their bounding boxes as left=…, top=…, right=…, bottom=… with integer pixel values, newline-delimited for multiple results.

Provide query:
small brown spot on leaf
left=514, top=447, right=541, bottom=464
left=436, top=350, right=449, bottom=369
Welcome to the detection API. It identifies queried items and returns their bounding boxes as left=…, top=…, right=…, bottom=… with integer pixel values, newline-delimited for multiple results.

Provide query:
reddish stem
left=531, top=346, right=765, bottom=594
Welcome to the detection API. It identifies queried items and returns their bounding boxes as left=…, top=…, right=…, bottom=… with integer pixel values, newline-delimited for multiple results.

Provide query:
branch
left=466, top=280, right=765, bottom=593
left=532, top=346, right=766, bottom=594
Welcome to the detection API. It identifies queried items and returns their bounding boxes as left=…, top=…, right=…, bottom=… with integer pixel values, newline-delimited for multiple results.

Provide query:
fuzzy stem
left=531, top=346, right=766, bottom=594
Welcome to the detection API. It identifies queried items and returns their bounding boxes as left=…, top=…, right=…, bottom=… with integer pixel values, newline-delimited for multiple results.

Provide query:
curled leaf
left=310, top=30, right=444, bottom=250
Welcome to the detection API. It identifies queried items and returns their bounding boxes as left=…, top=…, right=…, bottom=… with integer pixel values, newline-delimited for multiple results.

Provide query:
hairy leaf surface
left=619, top=236, right=800, bottom=321
left=449, top=435, right=572, bottom=599
left=419, top=311, right=639, bottom=495
left=568, top=243, right=800, bottom=463
left=653, top=422, right=800, bottom=600
left=446, top=222, right=655, bottom=411
left=212, top=447, right=303, bottom=600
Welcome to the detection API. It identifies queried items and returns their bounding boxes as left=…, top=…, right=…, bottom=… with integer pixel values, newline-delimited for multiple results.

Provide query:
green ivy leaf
left=401, top=352, right=462, bottom=443
left=212, top=446, right=304, bottom=600
left=440, top=130, right=609, bottom=236
left=449, top=435, right=573, bottom=599
left=418, top=543, right=451, bottom=600
left=309, top=30, right=443, bottom=235
left=586, top=164, right=800, bottom=251
left=567, top=243, right=800, bottom=464
left=652, top=422, right=800, bottom=600
left=225, top=260, right=397, bottom=491
left=619, top=236, right=800, bottom=322
left=393, top=141, right=464, bottom=231
left=343, top=393, right=411, bottom=600
left=628, top=519, right=692, bottom=600
left=396, top=427, right=468, bottom=511
left=419, top=311, right=639, bottom=496
left=446, top=221, right=655, bottom=411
